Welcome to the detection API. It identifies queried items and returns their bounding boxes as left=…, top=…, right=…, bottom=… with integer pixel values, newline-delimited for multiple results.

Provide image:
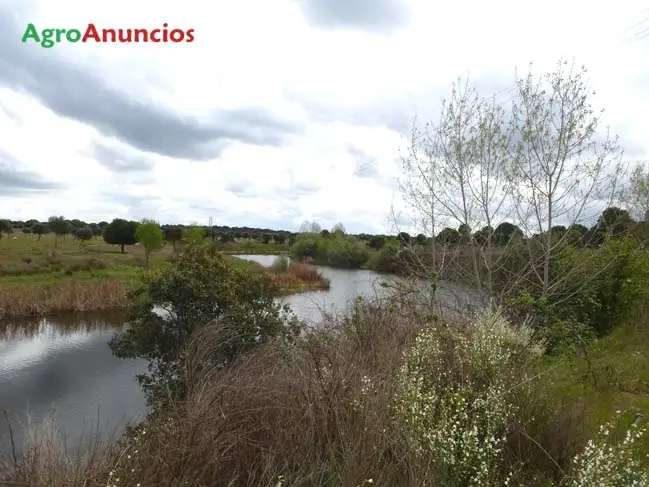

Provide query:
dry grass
left=0, top=280, right=128, bottom=319
left=246, top=261, right=330, bottom=293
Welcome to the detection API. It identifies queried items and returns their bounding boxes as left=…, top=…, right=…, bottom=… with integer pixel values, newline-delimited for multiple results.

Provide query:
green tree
left=48, top=216, right=71, bottom=248
left=597, top=207, right=634, bottom=237
left=109, top=243, right=295, bottom=404
left=74, top=226, right=93, bottom=249
left=89, top=223, right=103, bottom=238
left=32, top=223, right=47, bottom=240
left=164, top=225, right=183, bottom=251
left=458, top=223, right=471, bottom=242
left=0, top=219, right=12, bottom=240
left=493, top=222, right=522, bottom=246
left=397, top=232, right=411, bottom=246
left=183, top=225, right=205, bottom=243
left=437, top=227, right=460, bottom=245
left=135, top=219, right=164, bottom=266
left=103, top=218, right=138, bottom=253
left=331, top=222, right=346, bottom=235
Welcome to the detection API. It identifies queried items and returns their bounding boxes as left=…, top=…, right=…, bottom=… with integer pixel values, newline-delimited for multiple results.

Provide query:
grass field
left=0, top=232, right=323, bottom=318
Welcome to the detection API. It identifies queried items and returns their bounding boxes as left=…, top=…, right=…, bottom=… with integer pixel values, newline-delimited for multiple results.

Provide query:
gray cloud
left=90, top=141, right=155, bottom=173
left=297, top=0, right=409, bottom=33
left=0, top=16, right=301, bottom=161
left=225, top=182, right=259, bottom=199
left=290, top=94, right=415, bottom=134
left=349, top=145, right=379, bottom=178
left=0, top=151, right=63, bottom=195
left=0, top=101, right=20, bottom=123
left=290, top=181, right=323, bottom=195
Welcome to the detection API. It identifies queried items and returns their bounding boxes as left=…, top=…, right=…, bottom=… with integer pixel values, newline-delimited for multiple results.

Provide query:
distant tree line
left=2, top=207, right=648, bottom=254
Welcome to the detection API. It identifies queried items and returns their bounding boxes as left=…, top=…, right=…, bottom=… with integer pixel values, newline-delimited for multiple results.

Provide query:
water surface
left=0, top=255, right=478, bottom=454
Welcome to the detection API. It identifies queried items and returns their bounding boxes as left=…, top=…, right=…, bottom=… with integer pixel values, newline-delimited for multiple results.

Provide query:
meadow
left=0, top=232, right=326, bottom=318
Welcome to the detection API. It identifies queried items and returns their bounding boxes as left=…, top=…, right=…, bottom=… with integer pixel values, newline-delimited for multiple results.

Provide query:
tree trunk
left=120, top=244, right=125, bottom=253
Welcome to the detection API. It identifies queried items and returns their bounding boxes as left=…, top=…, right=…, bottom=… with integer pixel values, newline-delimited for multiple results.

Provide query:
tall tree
left=135, top=219, right=164, bottom=266
left=0, top=219, right=12, bottom=240
left=103, top=218, right=138, bottom=253
left=507, top=60, right=623, bottom=296
left=74, top=226, right=93, bottom=249
left=164, top=225, right=183, bottom=251
left=32, top=223, right=47, bottom=240
left=299, top=220, right=321, bottom=233
left=628, top=163, right=649, bottom=221
left=48, top=216, right=71, bottom=248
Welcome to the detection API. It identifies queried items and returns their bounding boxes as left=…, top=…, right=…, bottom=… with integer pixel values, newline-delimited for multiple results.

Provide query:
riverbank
left=0, top=235, right=328, bottom=318
left=2, top=302, right=648, bottom=486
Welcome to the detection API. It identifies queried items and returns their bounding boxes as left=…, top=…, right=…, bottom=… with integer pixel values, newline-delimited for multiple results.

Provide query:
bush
left=270, top=255, right=290, bottom=272
left=554, top=237, right=649, bottom=335
left=109, top=242, right=297, bottom=406
left=367, top=239, right=401, bottom=273
left=290, top=232, right=370, bottom=269
left=393, top=309, right=542, bottom=485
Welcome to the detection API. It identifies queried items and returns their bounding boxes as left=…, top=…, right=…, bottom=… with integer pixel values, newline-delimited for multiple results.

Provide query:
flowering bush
left=393, top=309, right=540, bottom=486
left=567, top=412, right=649, bottom=487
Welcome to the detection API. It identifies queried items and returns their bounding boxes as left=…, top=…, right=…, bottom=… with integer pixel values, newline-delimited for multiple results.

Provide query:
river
left=0, top=255, right=478, bottom=454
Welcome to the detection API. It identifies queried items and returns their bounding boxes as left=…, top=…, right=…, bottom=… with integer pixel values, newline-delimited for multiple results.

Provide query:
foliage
left=74, top=226, right=93, bottom=248
left=270, top=255, right=290, bottom=272
left=0, top=218, right=13, bottom=239
left=48, top=216, right=71, bottom=248
left=393, top=309, right=542, bottom=485
left=135, top=219, right=164, bottom=266
left=367, top=238, right=401, bottom=273
left=183, top=225, right=205, bottom=243
left=290, top=232, right=370, bottom=268
left=163, top=225, right=183, bottom=250
left=554, top=237, right=649, bottom=335
left=103, top=218, right=138, bottom=253
left=109, top=243, right=295, bottom=405
left=567, top=412, right=649, bottom=486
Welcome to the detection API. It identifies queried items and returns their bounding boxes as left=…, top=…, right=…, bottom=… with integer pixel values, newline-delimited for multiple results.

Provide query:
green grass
left=0, top=233, right=327, bottom=317
left=0, top=233, right=170, bottom=288
left=537, top=315, right=649, bottom=453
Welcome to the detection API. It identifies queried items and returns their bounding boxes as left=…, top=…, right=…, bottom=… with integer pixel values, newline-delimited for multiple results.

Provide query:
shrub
left=566, top=412, right=649, bottom=486
left=393, top=309, right=542, bottom=486
left=554, top=237, right=649, bottom=335
left=270, top=255, right=290, bottom=272
left=367, top=239, right=401, bottom=273
left=109, top=243, right=297, bottom=406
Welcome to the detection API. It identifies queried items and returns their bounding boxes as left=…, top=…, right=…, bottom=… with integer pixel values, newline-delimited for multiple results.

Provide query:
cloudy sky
left=1, top=0, right=648, bottom=234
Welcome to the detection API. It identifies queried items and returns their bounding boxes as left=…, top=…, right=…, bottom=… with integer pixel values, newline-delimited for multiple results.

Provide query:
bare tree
left=400, top=80, right=512, bottom=294
left=628, top=163, right=649, bottom=221
left=299, top=220, right=321, bottom=233
left=507, top=59, right=624, bottom=297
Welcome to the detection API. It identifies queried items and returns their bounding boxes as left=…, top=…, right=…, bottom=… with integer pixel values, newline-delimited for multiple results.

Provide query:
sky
left=0, top=0, right=648, bottom=234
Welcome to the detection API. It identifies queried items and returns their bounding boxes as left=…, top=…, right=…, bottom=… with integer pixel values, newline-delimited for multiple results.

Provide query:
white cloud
left=1, top=0, right=648, bottom=233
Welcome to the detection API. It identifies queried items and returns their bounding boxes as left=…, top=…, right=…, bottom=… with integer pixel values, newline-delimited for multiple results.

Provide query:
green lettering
left=66, top=29, right=81, bottom=42
left=21, top=23, right=40, bottom=43
left=41, top=28, right=55, bottom=48
left=55, top=29, right=66, bottom=42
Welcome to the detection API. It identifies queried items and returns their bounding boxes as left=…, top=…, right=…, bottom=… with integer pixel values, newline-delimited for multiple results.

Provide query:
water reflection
left=0, top=309, right=146, bottom=453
